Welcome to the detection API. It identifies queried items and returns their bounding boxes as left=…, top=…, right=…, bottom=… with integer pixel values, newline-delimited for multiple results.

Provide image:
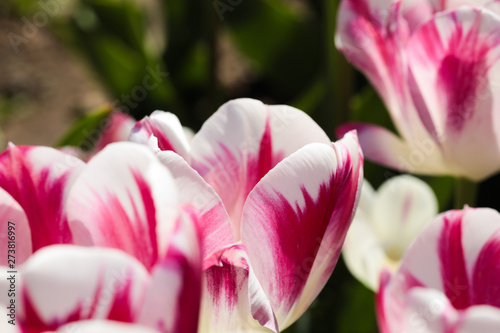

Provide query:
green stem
left=325, top=0, right=353, bottom=137
left=454, top=178, right=478, bottom=209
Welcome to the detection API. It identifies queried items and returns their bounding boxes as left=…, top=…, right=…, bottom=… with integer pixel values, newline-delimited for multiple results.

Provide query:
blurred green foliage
left=3, top=0, right=468, bottom=332
left=56, top=104, right=112, bottom=149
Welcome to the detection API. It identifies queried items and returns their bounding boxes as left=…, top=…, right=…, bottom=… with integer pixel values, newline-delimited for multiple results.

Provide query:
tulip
left=1, top=244, right=197, bottom=333
left=377, top=207, right=500, bottom=332
left=343, top=175, right=437, bottom=291
left=131, top=98, right=364, bottom=332
left=336, top=1, right=500, bottom=181
left=0, top=142, right=202, bottom=333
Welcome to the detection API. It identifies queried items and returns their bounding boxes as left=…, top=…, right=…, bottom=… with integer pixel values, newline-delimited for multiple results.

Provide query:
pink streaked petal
left=0, top=188, right=31, bottom=265
left=190, top=98, right=330, bottom=240
left=338, top=123, right=448, bottom=175
left=376, top=270, right=394, bottom=333
left=18, top=245, right=149, bottom=332
left=461, top=208, right=500, bottom=281
left=67, top=142, right=178, bottom=270
left=376, top=268, right=426, bottom=333
left=408, top=7, right=500, bottom=180
left=398, top=210, right=461, bottom=295
left=199, top=245, right=278, bottom=333
left=138, top=207, right=202, bottom=333
left=402, top=1, right=494, bottom=31
left=397, top=208, right=500, bottom=308
left=471, top=227, right=500, bottom=307
left=335, top=0, right=412, bottom=124
left=52, top=321, right=161, bottom=333
left=377, top=208, right=500, bottom=332
left=0, top=145, right=84, bottom=252
left=241, top=133, right=362, bottom=328
left=437, top=210, right=471, bottom=309
left=401, top=0, right=436, bottom=33
left=156, top=150, right=233, bottom=259
left=457, top=208, right=500, bottom=309
left=129, top=111, right=190, bottom=159
left=94, top=111, right=136, bottom=152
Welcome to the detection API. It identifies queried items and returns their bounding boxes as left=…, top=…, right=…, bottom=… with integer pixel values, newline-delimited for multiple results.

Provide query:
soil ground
left=0, top=18, right=108, bottom=149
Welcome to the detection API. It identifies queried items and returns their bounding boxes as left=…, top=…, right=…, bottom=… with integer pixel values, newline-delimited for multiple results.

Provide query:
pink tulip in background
left=0, top=142, right=202, bottom=333
left=377, top=207, right=500, bottom=333
left=131, top=98, right=364, bottom=332
left=60, top=110, right=136, bottom=161
left=336, top=0, right=500, bottom=181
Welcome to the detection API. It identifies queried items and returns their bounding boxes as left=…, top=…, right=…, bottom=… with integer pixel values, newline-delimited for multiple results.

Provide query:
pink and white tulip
left=93, top=111, right=136, bottom=152
left=377, top=207, right=500, bottom=333
left=0, top=142, right=202, bottom=332
left=343, top=175, right=438, bottom=291
left=131, top=98, right=364, bottom=332
left=336, top=1, right=500, bottom=181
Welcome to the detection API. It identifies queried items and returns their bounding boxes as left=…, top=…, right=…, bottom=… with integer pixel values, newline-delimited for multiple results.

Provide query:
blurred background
left=4, top=0, right=492, bottom=332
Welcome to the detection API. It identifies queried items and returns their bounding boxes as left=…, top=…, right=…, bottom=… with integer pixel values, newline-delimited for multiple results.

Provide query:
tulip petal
left=376, top=269, right=395, bottom=333
left=67, top=142, right=178, bottom=270
left=156, top=150, right=234, bottom=259
left=398, top=210, right=466, bottom=300
left=404, top=288, right=458, bottom=333
left=458, top=306, right=500, bottom=333
left=199, top=245, right=278, bottom=333
left=0, top=145, right=84, bottom=251
left=342, top=211, right=388, bottom=290
left=387, top=208, right=500, bottom=315
left=0, top=188, right=31, bottom=266
left=190, top=98, right=330, bottom=240
left=337, top=123, right=448, bottom=175
left=401, top=0, right=436, bottom=33
left=138, top=208, right=202, bottom=333
left=16, top=245, right=149, bottom=332
left=241, top=132, right=362, bottom=328
left=371, top=175, right=437, bottom=260
left=485, top=0, right=500, bottom=16
left=344, top=176, right=437, bottom=291
left=129, top=111, right=190, bottom=159
left=53, top=320, right=161, bottom=333
left=407, top=7, right=500, bottom=180
left=94, top=111, right=136, bottom=152
left=381, top=282, right=500, bottom=333
left=468, top=221, right=500, bottom=307
left=342, top=182, right=389, bottom=291
left=335, top=0, right=414, bottom=130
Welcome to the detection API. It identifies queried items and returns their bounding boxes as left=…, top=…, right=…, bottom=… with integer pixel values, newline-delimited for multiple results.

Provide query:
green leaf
left=349, top=86, right=395, bottom=132
left=55, top=105, right=112, bottom=149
